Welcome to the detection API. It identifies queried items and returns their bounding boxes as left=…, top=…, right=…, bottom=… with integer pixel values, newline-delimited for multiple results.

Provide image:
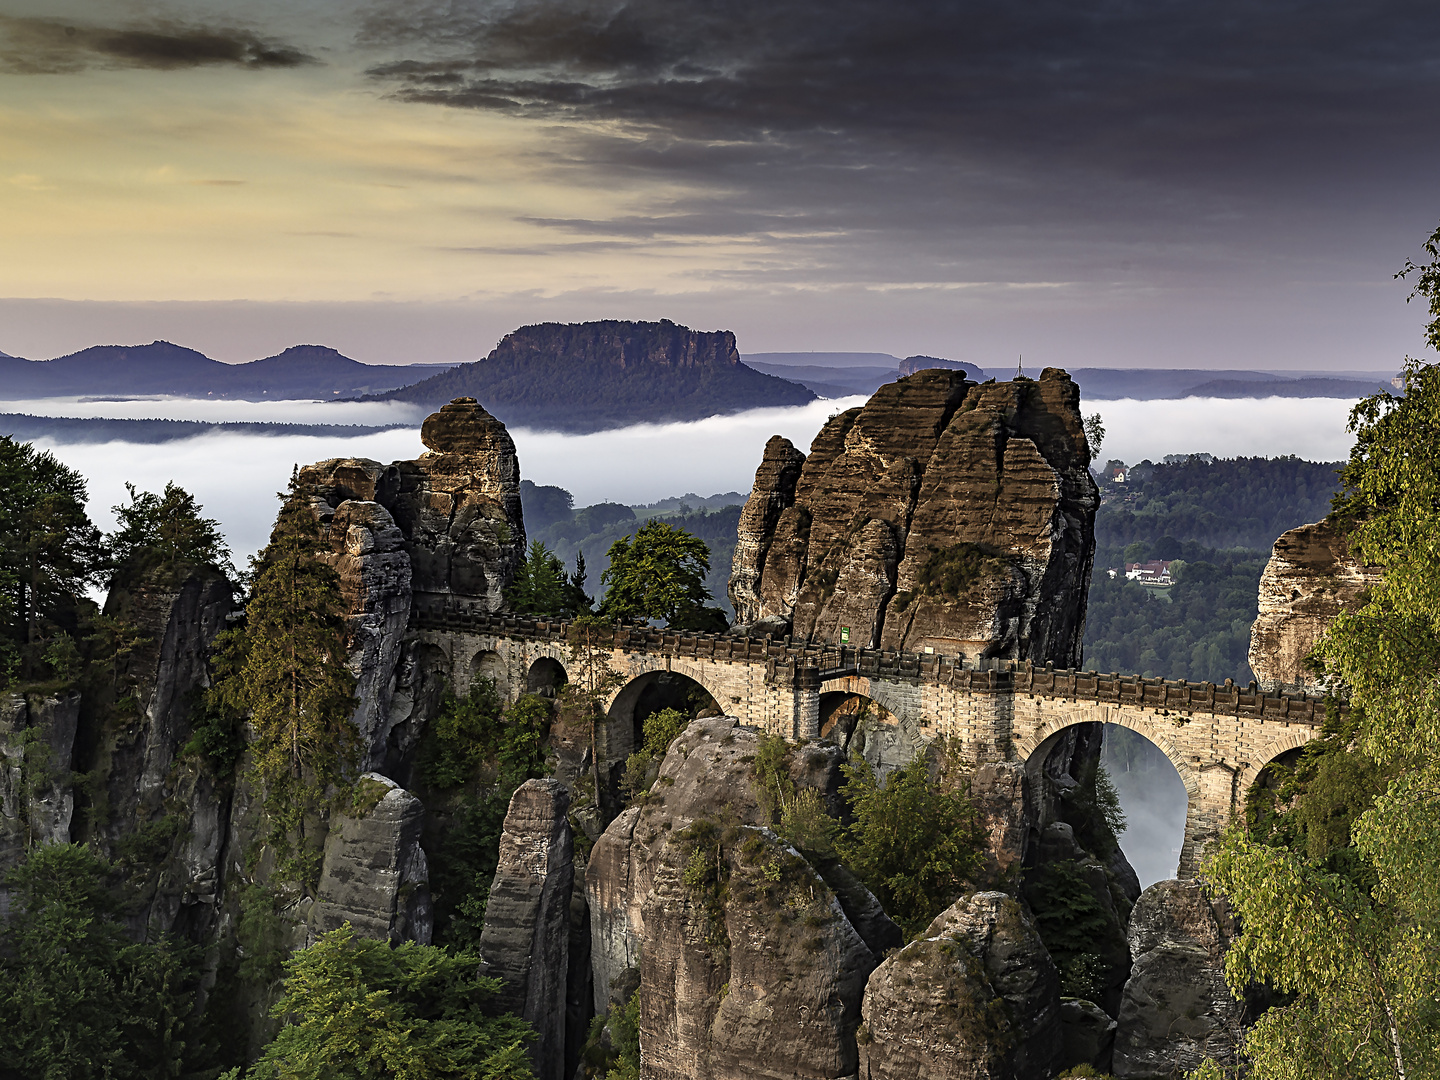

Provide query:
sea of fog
left=12, top=391, right=1357, bottom=886
left=14, top=393, right=1360, bottom=570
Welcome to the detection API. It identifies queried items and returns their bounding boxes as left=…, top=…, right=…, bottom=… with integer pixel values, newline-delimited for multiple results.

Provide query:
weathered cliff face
left=729, top=435, right=807, bottom=626
left=641, top=824, right=875, bottom=1080
left=298, top=459, right=415, bottom=771
left=377, top=398, right=526, bottom=610
left=88, top=565, right=234, bottom=938
left=730, top=369, right=1098, bottom=664
left=0, top=690, right=82, bottom=867
left=586, top=717, right=896, bottom=1079
left=1112, top=880, right=1243, bottom=1080
left=311, top=773, right=433, bottom=946
left=857, top=890, right=1064, bottom=1080
left=479, top=779, right=574, bottom=1080
left=1249, top=518, right=1378, bottom=690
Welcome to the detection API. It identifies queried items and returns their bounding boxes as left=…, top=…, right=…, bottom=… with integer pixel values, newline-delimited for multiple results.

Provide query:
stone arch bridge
left=413, top=600, right=1330, bottom=877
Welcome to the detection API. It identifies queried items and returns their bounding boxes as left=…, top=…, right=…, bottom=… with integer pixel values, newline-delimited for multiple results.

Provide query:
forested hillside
left=520, top=480, right=741, bottom=616
left=1083, top=455, right=1344, bottom=683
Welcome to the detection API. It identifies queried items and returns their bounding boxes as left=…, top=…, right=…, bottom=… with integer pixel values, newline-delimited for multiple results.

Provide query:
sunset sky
left=3, top=0, right=1440, bottom=368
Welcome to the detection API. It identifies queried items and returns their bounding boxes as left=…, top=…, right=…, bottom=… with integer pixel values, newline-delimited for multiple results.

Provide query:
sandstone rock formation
left=1112, top=880, right=1243, bottom=1079
left=857, top=890, right=1064, bottom=1080
left=586, top=717, right=897, bottom=1079
left=1249, top=518, right=1378, bottom=690
left=730, top=368, right=1098, bottom=663
left=297, top=460, right=414, bottom=769
left=380, top=398, right=526, bottom=610
left=479, top=778, right=574, bottom=1080
left=729, top=435, right=807, bottom=626
left=641, top=824, right=875, bottom=1080
left=312, top=773, right=432, bottom=945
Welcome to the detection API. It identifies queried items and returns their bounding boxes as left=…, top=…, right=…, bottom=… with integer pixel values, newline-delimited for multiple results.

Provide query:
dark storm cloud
left=0, top=15, right=316, bottom=74
left=359, top=1, right=1440, bottom=168
left=354, top=0, right=1440, bottom=289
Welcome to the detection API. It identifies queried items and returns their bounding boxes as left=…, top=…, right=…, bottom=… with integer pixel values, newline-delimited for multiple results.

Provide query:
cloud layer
left=359, top=0, right=1440, bottom=282
left=0, top=14, right=315, bottom=74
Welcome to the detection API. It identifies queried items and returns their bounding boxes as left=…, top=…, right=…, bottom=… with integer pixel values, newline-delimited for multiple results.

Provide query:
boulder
left=585, top=718, right=896, bottom=1079
left=312, top=773, right=432, bottom=945
left=1112, top=880, right=1242, bottom=1079
left=1249, top=518, right=1378, bottom=691
left=586, top=718, right=771, bottom=1013
left=857, top=891, right=1064, bottom=1080
left=730, top=369, right=1098, bottom=664
left=640, top=824, right=874, bottom=1080
left=479, top=778, right=573, bottom=1080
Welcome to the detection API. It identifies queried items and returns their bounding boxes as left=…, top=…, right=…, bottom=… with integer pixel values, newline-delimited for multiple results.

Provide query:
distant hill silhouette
left=0, top=341, right=454, bottom=400
left=369, top=319, right=816, bottom=432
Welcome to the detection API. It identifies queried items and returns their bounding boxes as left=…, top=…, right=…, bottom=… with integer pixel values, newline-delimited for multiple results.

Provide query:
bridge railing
left=411, top=596, right=1333, bottom=725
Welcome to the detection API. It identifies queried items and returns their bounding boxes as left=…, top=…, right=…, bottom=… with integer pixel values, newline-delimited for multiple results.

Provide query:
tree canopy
left=233, top=924, right=534, bottom=1080
left=1198, top=223, right=1440, bottom=1080
left=0, top=843, right=197, bottom=1080
left=598, top=520, right=726, bottom=631
left=209, top=483, right=356, bottom=881
left=108, top=480, right=234, bottom=583
left=0, top=436, right=104, bottom=684
left=505, top=539, right=590, bottom=618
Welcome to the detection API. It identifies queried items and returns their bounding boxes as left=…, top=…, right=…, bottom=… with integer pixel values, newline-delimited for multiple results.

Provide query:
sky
left=3, top=1, right=1440, bottom=369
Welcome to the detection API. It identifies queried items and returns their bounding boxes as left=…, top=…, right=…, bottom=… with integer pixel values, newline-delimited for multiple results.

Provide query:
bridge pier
left=792, top=665, right=821, bottom=741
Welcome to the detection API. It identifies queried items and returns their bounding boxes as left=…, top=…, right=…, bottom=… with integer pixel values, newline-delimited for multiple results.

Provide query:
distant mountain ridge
left=0, top=341, right=456, bottom=400
left=367, top=319, right=816, bottom=433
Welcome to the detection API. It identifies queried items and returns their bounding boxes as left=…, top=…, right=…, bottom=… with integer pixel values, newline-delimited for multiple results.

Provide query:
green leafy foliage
left=236, top=924, right=534, bottom=1080
left=1196, top=225, right=1440, bottom=1080
left=0, top=843, right=198, bottom=1080
left=1096, top=455, right=1341, bottom=553
left=108, top=480, right=235, bottom=584
left=915, top=542, right=1003, bottom=599
left=619, top=707, right=689, bottom=803
left=599, top=519, right=727, bottom=630
left=580, top=991, right=640, bottom=1080
left=505, top=539, right=590, bottom=618
left=0, top=436, right=105, bottom=686
left=209, top=483, right=356, bottom=879
left=419, top=678, right=504, bottom=790
left=836, top=753, right=982, bottom=937
left=421, top=690, right=553, bottom=947
left=1085, top=454, right=1344, bottom=685
left=1083, top=552, right=1268, bottom=683
left=1023, top=860, right=1112, bottom=1000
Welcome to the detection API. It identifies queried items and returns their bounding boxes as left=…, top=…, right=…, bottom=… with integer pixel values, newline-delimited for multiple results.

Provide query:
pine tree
left=212, top=484, right=356, bottom=872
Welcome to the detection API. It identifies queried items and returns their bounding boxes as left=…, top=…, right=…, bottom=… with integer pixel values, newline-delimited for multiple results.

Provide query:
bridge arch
left=527, top=656, right=568, bottom=697
left=467, top=648, right=509, bottom=696
left=1016, top=713, right=1199, bottom=802
left=605, top=667, right=723, bottom=761
left=1020, top=714, right=1197, bottom=885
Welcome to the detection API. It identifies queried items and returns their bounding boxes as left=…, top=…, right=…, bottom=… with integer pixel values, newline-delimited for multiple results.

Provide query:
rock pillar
left=480, top=778, right=574, bottom=1080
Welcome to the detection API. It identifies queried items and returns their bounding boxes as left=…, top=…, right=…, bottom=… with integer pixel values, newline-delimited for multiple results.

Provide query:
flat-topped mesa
left=1249, top=518, right=1379, bottom=692
left=729, top=368, right=1099, bottom=665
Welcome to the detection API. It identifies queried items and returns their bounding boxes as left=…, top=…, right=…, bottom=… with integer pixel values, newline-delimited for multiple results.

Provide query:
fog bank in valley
left=28, top=394, right=1357, bottom=573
